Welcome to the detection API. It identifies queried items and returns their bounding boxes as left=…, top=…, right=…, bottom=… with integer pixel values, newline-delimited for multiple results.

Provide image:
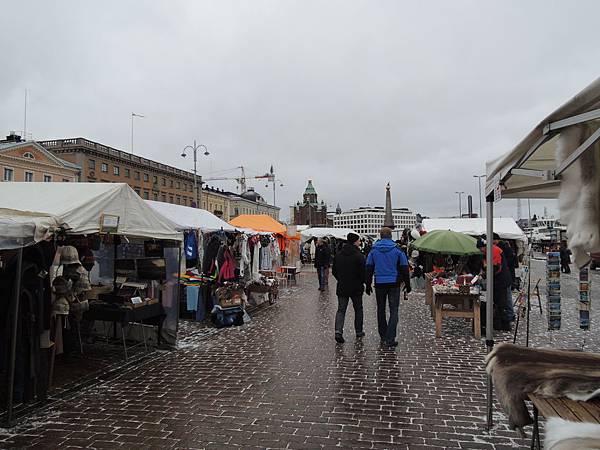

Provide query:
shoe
left=356, top=332, right=365, bottom=339
left=380, top=338, right=386, bottom=345
left=387, top=341, right=398, bottom=347
left=335, top=333, right=345, bottom=344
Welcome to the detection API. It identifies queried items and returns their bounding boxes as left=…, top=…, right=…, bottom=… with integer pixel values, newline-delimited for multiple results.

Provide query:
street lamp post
left=131, top=112, right=145, bottom=154
left=473, top=174, right=486, bottom=218
left=455, top=191, right=465, bottom=218
left=181, top=140, right=209, bottom=209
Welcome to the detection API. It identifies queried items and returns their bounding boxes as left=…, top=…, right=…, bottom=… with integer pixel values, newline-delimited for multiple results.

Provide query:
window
left=176, top=195, right=181, bottom=204
left=143, top=190, right=149, bottom=200
left=43, top=174, right=52, bottom=182
left=89, top=159, right=95, bottom=169
left=169, top=195, right=174, bottom=203
left=189, top=184, right=193, bottom=192
left=124, top=168, right=130, bottom=178
left=153, top=193, right=158, bottom=201
left=176, top=181, right=181, bottom=189
left=101, top=163, right=108, bottom=173
left=25, top=171, right=33, bottom=182
left=153, top=175, right=157, bottom=184
left=113, top=166, right=120, bottom=176
left=3, top=168, right=13, bottom=181
left=161, top=194, right=166, bottom=202
left=143, top=173, right=149, bottom=182
left=183, top=184, right=187, bottom=191
left=162, top=178, right=166, bottom=186
left=62, top=178, right=70, bottom=182
left=134, top=188, right=141, bottom=196
left=170, top=180, right=173, bottom=188
left=135, top=171, right=140, bottom=180
left=23, top=152, right=35, bottom=159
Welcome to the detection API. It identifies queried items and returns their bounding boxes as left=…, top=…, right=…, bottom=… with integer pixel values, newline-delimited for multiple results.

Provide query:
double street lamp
left=181, top=140, right=209, bottom=209
left=473, top=174, right=486, bottom=218
left=455, top=191, right=465, bottom=218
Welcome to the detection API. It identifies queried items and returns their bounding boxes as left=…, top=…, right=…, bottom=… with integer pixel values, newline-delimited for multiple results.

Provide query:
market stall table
left=280, top=265, right=299, bottom=285
left=83, top=301, right=166, bottom=359
left=432, top=285, right=481, bottom=339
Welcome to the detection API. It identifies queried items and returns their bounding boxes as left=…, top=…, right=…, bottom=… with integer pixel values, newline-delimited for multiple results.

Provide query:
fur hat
left=347, top=233, right=360, bottom=244
left=59, top=246, right=81, bottom=266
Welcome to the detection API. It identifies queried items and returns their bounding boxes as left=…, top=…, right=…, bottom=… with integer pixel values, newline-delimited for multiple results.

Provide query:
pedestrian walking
left=314, top=238, right=331, bottom=291
left=365, top=227, right=411, bottom=348
left=559, top=241, right=572, bottom=274
left=332, top=233, right=365, bottom=343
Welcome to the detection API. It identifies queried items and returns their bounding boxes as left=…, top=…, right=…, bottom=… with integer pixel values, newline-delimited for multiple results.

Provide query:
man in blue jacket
left=366, top=227, right=411, bottom=348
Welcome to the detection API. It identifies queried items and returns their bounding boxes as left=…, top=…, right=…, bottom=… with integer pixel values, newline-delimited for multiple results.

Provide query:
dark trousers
left=493, top=285, right=511, bottom=330
left=335, top=294, right=363, bottom=336
left=375, top=286, right=400, bottom=343
left=317, top=266, right=328, bottom=289
left=561, top=262, right=571, bottom=274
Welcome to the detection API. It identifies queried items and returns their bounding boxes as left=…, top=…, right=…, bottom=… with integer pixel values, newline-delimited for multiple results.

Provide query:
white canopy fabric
left=486, top=77, right=600, bottom=199
left=422, top=218, right=526, bottom=243
left=301, top=227, right=359, bottom=242
left=0, top=215, right=61, bottom=250
left=145, top=200, right=235, bottom=232
left=422, top=218, right=527, bottom=255
left=0, top=183, right=181, bottom=241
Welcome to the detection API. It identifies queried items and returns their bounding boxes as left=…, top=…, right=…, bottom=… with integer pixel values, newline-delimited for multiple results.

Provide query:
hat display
left=59, top=246, right=81, bottom=266
left=52, top=276, right=72, bottom=296
left=52, top=296, right=70, bottom=315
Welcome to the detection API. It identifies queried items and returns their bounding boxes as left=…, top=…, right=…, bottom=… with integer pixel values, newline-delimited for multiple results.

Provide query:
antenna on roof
left=23, top=89, right=27, bottom=142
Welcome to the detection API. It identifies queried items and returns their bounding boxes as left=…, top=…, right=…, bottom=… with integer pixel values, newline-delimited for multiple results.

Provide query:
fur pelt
left=545, top=418, right=600, bottom=450
left=485, top=343, right=600, bottom=430
left=556, top=122, right=600, bottom=268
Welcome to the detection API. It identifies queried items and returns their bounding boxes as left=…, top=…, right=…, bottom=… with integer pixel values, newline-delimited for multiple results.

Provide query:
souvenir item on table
left=546, top=252, right=561, bottom=330
left=579, top=266, right=591, bottom=330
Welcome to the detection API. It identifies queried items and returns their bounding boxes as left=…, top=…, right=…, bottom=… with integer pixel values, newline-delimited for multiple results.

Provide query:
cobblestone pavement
left=1, top=260, right=598, bottom=449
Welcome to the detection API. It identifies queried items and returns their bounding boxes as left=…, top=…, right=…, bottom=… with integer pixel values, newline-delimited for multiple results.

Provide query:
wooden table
left=528, top=393, right=600, bottom=449
left=280, top=265, right=299, bottom=285
left=432, top=289, right=481, bottom=338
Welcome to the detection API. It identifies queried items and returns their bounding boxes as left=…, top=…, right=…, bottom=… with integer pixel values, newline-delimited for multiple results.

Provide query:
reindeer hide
left=545, top=418, right=600, bottom=450
left=557, top=122, right=600, bottom=268
left=485, top=343, right=600, bottom=429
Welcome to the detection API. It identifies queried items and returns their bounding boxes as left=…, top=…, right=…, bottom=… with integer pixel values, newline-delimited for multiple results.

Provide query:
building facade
left=0, top=134, right=81, bottom=183
left=291, top=180, right=328, bottom=226
left=39, top=137, right=279, bottom=221
left=333, top=206, right=416, bottom=237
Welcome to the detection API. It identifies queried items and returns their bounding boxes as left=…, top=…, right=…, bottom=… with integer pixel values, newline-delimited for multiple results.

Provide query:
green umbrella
left=412, top=229, right=481, bottom=256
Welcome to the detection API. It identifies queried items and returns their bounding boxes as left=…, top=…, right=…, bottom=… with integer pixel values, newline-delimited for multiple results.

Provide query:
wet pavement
left=1, top=260, right=599, bottom=449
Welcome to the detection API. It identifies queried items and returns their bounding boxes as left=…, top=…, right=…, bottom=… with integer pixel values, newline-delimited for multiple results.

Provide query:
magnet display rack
left=546, top=252, right=561, bottom=330
left=579, top=267, right=591, bottom=330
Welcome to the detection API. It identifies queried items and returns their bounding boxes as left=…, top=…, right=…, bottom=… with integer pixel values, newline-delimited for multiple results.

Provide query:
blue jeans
left=375, top=286, right=400, bottom=343
left=317, top=266, right=328, bottom=289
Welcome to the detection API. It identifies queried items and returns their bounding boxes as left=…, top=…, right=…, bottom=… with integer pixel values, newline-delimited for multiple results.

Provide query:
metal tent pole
left=6, top=247, right=24, bottom=426
left=485, top=199, right=495, bottom=431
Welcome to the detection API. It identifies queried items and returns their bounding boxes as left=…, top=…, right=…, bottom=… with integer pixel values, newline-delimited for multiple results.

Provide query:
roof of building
left=304, top=179, right=317, bottom=195
left=0, top=140, right=82, bottom=170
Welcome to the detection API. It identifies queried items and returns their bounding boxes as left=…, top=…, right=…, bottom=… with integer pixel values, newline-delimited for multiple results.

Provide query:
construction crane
left=203, top=166, right=274, bottom=193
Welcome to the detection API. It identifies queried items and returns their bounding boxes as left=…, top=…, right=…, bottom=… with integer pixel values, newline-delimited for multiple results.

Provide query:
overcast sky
left=2, top=0, right=599, bottom=221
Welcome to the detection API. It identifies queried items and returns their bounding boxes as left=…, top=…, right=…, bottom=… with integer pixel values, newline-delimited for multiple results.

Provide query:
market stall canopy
left=422, top=218, right=526, bottom=245
left=0, top=215, right=61, bottom=250
left=412, top=230, right=480, bottom=256
left=300, top=227, right=359, bottom=242
left=0, top=183, right=181, bottom=241
left=145, top=200, right=235, bottom=232
left=229, top=214, right=287, bottom=235
left=486, top=76, right=600, bottom=199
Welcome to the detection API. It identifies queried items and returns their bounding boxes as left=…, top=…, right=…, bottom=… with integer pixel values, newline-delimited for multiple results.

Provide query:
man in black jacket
left=314, top=238, right=331, bottom=291
left=332, top=233, right=365, bottom=343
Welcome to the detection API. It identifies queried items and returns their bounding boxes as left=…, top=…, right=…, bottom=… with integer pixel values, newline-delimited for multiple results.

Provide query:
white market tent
left=422, top=218, right=527, bottom=247
left=0, top=215, right=62, bottom=250
left=300, top=227, right=359, bottom=242
left=483, top=77, right=600, bottom=430
left=0, top=183, right=181, bottom=241
left=145, top=200, right=236, bottom=232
